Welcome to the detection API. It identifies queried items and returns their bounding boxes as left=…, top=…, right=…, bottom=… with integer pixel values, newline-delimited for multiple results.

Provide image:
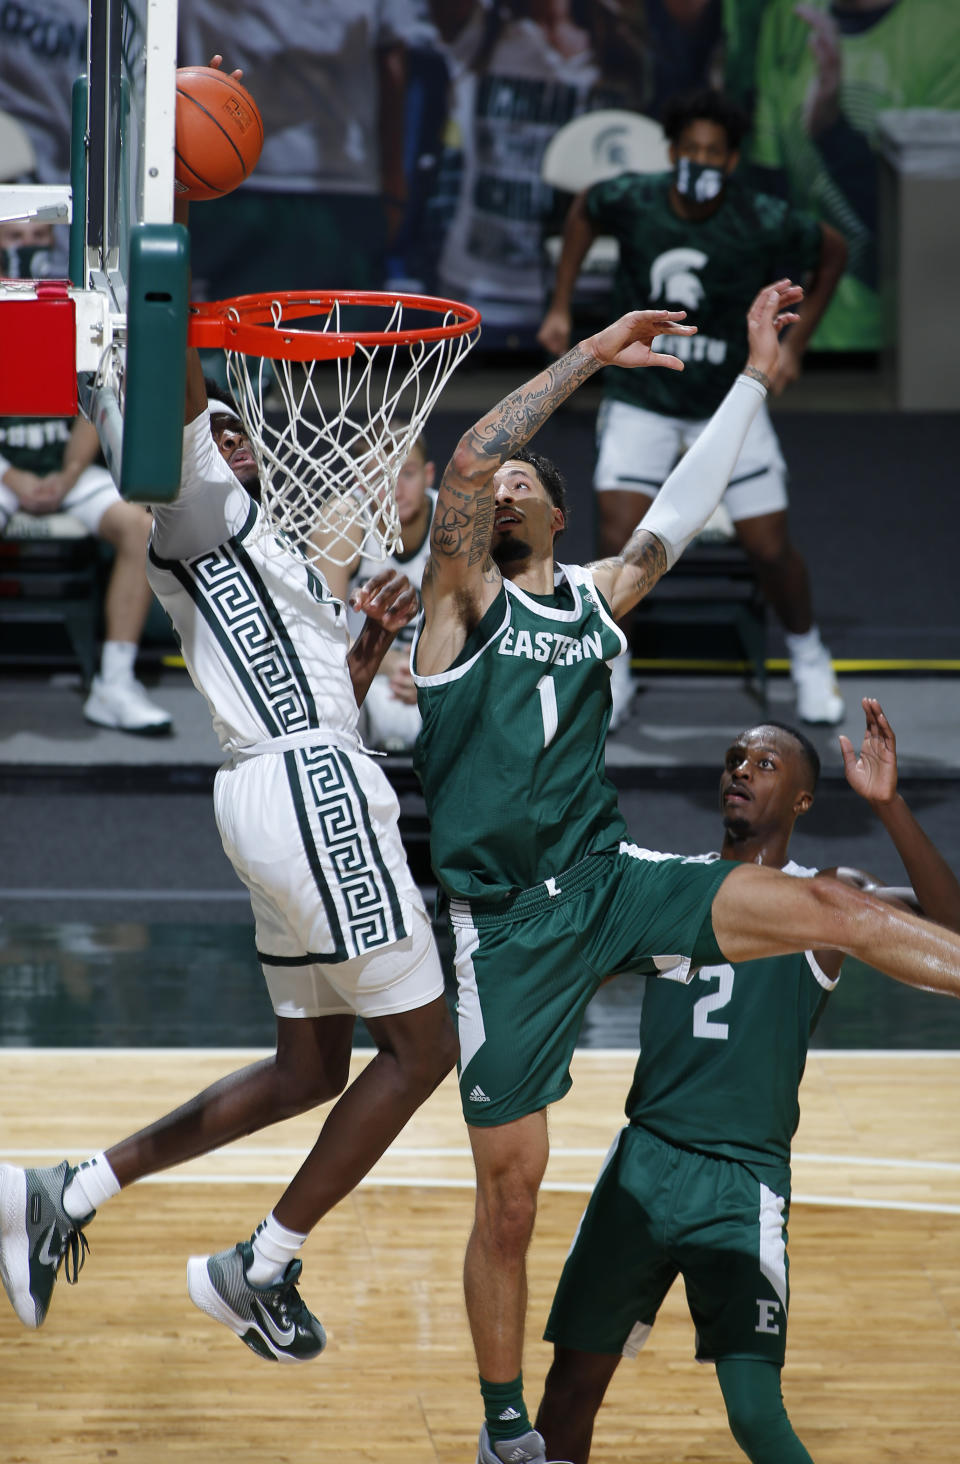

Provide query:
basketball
left=174, top=66, right=264, bottom=201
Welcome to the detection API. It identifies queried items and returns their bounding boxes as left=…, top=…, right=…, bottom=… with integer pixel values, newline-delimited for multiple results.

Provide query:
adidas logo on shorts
left=469, top=1085, right=490, bottom=1103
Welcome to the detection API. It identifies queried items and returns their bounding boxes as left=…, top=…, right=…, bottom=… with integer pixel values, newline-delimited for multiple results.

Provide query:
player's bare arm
left=814, top=698, right=960, bottom=978
left=418, top=309, right=695, bottom=672
left=590, top=281, right=802, bottom=620
left=347, top=569, right=419, bottom=708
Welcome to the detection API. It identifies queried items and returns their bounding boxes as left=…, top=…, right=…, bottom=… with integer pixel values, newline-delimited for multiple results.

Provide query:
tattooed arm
left=590, top=281, right=803, bottom=621
left=417, top=308, right=695, bottom=673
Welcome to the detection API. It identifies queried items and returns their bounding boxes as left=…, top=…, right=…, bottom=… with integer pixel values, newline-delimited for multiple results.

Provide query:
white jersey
left=347, top=488, right=436, bottom=650
left=148, top=412, right=358, bottom=756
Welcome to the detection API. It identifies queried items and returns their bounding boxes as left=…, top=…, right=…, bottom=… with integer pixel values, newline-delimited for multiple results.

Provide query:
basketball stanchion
left=189, top=289, right=482, bottom=567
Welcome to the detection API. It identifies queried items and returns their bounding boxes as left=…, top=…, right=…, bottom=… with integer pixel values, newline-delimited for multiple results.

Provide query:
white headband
left=208, top=398, right=241, bottom=421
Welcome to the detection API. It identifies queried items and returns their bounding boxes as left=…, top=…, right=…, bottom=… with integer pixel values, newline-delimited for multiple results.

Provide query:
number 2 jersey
left=412, top=564, right=629, bottom=905
left=624, top=855, right=838, bottom=1196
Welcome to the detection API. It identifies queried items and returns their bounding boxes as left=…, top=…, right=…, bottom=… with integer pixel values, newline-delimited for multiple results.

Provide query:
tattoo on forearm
left=623, top=531, right=668, bottom=599
left=468, top=494, right=494, bottom=566
left=743, top=364, right=771, bottom=392
left=471, top=344, right=600, bottom=461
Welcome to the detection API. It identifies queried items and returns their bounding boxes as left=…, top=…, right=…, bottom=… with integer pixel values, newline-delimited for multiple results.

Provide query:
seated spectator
left=0, top=219, right=172, bottom=735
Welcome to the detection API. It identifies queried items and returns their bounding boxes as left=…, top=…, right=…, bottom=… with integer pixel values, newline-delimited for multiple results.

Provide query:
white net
left=220, top=293, right=480, bottom=568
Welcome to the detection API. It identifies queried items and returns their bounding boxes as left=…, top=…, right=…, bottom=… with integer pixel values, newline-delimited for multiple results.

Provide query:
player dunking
left=0, top=189, right=458, bottom=1359
left=535, top=700, right=960, bottom=1463
left=411, top=285, right=960, bottom=1464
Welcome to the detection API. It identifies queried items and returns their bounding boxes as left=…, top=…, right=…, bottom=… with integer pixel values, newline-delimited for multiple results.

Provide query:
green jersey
left=0, top=416, right=72, bottom=477
left=751, top=0, right=960, bottom=350
left=624, top=857, right=836, bottom=1193
left=412, top=565, right=628, bottom=905
left=585, top=172, right=821, bottom=417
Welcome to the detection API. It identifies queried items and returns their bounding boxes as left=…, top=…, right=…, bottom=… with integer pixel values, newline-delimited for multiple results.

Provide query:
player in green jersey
left=535, top=698, right=960, bottom=1463
left=538, top=88, right=850, bottom=728
left=412, top=280, right=960, bottom=1464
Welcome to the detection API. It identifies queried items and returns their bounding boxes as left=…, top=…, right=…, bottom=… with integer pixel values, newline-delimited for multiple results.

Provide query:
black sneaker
left=0, top=1161, right=93, bottom=1328
left=186, top=1241, right=326, bottom=1362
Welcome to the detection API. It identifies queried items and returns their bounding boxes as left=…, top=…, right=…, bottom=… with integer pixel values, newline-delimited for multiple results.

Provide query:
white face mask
left=674, top=157, right=725, bottom=204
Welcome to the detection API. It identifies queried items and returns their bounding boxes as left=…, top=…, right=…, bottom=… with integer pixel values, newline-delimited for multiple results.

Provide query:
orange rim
left=187, top=289, right=482, bottom=361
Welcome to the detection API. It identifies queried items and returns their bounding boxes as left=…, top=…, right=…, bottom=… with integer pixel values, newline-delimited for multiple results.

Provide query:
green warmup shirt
left=412, top=564, right=628, bottom=905
left=585, top=171, right=821, bottom=418
left=623, top=858, right=836, bottom=1195
left=0, top=416, right=73, bottom=476
left=751, top=0, right=960, bottom=350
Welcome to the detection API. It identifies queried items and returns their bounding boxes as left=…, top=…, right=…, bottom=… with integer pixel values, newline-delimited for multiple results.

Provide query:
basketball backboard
left=0, top=0, right=187, bottom=502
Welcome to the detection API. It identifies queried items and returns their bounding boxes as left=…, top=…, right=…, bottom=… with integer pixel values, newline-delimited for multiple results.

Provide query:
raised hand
left=839, top=697, right=898, bottom=807
left=744, top=279, right=804, bottom=387
left=350, top=569, right=419, bottom=635
left=585, top=309, right=697, bottom=371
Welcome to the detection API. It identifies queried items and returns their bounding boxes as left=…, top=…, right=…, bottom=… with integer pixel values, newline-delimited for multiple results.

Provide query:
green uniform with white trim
left=545, top=858, right=838, bottom=1364
left=412, top=569, right=737, bottom=1125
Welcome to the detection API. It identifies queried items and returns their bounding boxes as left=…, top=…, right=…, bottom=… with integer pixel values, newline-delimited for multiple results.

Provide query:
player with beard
left=410, top=283, right=960, bottom=1464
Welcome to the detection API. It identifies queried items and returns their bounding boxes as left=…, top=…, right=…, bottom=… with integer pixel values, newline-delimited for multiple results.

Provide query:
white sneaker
left=607, top=652, right=635, bottom=733
left=83, top=675, right=173, bottom=735
left=790, top=649, right=844, bottom=725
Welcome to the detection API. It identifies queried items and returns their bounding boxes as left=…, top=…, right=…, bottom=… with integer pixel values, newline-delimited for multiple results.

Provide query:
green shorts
left=449, top=846, right=734, bottom=1126
left=545, top=1125, right=791, bottom=1366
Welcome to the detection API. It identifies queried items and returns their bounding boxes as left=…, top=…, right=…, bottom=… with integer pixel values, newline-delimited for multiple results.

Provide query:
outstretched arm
left=814, top=699, right=960, bottom=979
left=418, top=308, right=695, bottom=666
left=839, top=699, right=960, bottom=932
left=590, top=280, right=802, bottom=620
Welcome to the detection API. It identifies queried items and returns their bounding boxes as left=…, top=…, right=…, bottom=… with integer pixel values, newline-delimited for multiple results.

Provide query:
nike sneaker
left=0, top=1161, right=93, bottom=1328
left=186, top=1241, right=326, bottom=1362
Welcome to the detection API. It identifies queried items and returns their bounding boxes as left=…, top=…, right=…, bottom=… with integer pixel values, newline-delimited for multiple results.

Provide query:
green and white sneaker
left=0, top=1161, right=93, bottom=1328
left=186, top=1241, right=326, bottom=1363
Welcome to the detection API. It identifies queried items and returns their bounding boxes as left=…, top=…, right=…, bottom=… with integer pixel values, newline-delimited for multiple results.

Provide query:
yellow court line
left=627, top=657, right=960, bottom=674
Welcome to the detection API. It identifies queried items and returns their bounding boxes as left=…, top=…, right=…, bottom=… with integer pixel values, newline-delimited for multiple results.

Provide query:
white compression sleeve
left=638, top=373, right=767, bottom=569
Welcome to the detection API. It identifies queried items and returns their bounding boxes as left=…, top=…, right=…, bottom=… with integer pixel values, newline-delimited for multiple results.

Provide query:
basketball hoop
left=188, top=290, right=481, bottom=567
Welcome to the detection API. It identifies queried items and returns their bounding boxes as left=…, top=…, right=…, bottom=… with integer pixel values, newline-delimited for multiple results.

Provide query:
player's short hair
left=512, top=447, right=569, bottom=535
left=661, top=89, right=750, bottom=153
left=761, top=720, right=821, bottom=792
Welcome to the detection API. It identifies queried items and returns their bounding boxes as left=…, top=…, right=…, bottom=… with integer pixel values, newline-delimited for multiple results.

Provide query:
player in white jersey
left=0, top=208, right=458, bottom=1361
left=347, top=430, right=436, bottom=751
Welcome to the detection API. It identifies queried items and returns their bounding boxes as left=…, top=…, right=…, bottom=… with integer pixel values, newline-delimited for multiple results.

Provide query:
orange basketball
left=174, top=66, right=264, bottom=201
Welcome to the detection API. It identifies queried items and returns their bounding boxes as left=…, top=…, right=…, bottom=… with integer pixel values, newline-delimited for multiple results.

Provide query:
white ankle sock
left=100, top=641, right=138, bottom=683
left=63, top=1153, right=121, bottom=1220
left=246, top=1212, right=308, bottom=1286
left=784, top=627, right=824, bottom=663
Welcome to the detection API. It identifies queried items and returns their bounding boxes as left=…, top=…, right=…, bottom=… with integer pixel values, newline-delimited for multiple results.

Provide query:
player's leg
left=467, top=1111, right=552, bottom=1461
left=537, top=1125, right=680, bottom=1463
left=593, top=399, right=681, bottom=730
left=451, top=893, right=604, bottom=1461
left=722, top=405, right=842, bottom=725
left=70, top=478, right=172, bottom=733
left=535, top=1349, right=620, bottom=1464
left=711, top=863, right=960, bottom=995
left=715, top=1359, right=814, bottom=1464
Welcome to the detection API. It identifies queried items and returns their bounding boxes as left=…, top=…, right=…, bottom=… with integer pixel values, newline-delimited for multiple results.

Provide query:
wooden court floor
left=1, top=1049, right=958, bottom=1463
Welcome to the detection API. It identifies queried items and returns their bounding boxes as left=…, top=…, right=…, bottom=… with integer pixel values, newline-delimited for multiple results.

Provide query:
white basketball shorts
left=593, top=398, right=788, bottom=521
left=213, top=741, right=443, bottom=1020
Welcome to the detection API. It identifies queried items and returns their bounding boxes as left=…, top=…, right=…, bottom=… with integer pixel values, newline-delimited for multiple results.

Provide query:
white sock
left=246, top=1211, right=308, bottom=1286
left=63, top=1153, right=121, bottom=1221
left=784, top=627, right=825, bottom=663
left=100, top=641, right=138, bottom=683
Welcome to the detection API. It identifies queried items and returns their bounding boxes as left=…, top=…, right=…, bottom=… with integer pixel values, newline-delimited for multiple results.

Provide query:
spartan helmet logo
left=649, top=248, right=708, bottom=310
